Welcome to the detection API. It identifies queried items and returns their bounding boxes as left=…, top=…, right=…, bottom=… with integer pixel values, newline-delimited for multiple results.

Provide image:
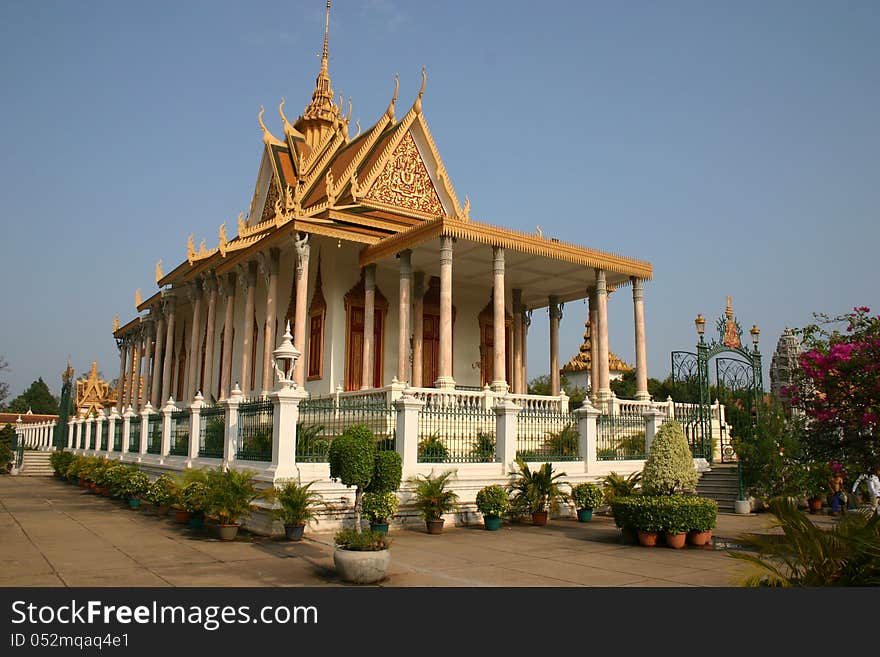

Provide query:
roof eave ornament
left=413, top=66, right=427, bottom=114
left=258, top=105, right=284, bottom=146
left=386, top=73, right=400, bottom=121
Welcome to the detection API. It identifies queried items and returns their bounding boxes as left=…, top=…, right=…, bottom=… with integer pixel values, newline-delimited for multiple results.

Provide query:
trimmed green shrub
left=642, top=421, right=699, bottom=495
left=367, top=450, right=402, bottom=494
left=146, top=475, right=177, bottom=507
left=119, top=469, right=150, bottom=500
left=571, top=482, right=604, bottom=510
left=50, top=451, right=75, bottom=476
left=611, top=495, right=717, bottom=533
left=475, top=484, right=510, bottom=517
left=362, top=491, right=399, bottom=523
left=334, top=529, right=389, bottom=551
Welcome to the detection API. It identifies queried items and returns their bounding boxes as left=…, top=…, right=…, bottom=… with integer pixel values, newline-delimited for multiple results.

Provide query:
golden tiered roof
left=562, top=323, right=633, bottom=374
left=153, top=1, right=652, bottom=292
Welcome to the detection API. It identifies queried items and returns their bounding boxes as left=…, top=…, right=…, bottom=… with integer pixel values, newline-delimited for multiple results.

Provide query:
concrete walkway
left=0, top=476, right=832, bottom=587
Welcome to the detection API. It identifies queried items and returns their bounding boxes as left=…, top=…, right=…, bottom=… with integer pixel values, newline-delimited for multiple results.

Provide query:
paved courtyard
left=0, top=476, right=825, bottom=587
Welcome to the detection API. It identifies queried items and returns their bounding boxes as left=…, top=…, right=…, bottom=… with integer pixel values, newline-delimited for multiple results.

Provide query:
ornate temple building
left=111, top=3, right=653, bottom=412
left=770, top=328, right=801, bottom=406
left=562, top=321, right=633, bottom=392
left=75, top=361, right=117, bottom=418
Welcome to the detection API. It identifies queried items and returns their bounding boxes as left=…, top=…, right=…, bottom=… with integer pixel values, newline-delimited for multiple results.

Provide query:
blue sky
left=1, top=0, right=878, bottom=398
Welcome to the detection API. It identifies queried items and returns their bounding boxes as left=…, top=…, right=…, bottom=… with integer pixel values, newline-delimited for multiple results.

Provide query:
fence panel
left=516, top=409, right=580, bottom=461
left=128, top=419, right=141, bottom=453
left=113, top=421, right=122, bottom=451
left=199, top=405, right=225, bottom=458
left=673, top=403, right=711, bottom=459
left=596, top=414, right=647, bottom=460
left=417, top=405, right=496, bottom=463
left=236, top=398, right=274, bottom=462
left=296, top=396, right=396, bottom=462
left=170, top=409, right=190, bottom=456
left=146, top=413, right=162, bottom=454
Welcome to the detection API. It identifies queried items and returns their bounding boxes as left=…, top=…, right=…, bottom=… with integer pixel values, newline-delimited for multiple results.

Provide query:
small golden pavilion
left=112, top=1, right=653, bottom=412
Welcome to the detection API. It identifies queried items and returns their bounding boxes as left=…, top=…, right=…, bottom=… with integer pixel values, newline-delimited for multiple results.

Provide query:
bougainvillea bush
left=788, top=307, right=880, bottom=471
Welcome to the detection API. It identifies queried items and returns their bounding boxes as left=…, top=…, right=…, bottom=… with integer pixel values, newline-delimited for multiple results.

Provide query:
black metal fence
left=296, top=396, right=396, bottom=462
left=596, top=414, right=647, bottom=460
left=127, top=418, right=141, bottom=453
left=417, top=404, right=496, bottom=463
left=236, top=398, right=274, bottom=461
left=199, top=404, right=225, bottom=459
left=146, top=413, right=162, bottom=454
left=517, top=409, right=580, bottom=461
left=170, top=409, right=189, bottom=456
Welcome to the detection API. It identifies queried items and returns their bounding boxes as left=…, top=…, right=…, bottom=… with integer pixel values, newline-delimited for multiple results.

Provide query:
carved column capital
left=549, top=297, right=564, bottom=321
left=439, top=235, right=454, bottom=265
left=631, top=276, right=644, bottom=301
left=492, top=246, right=505, bottom=275
left=595, top=268, right=607, bottom=296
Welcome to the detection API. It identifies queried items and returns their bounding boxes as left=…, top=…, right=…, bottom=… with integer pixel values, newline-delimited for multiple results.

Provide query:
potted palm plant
left=271, top=479, right=323, bottom=540
left=507, top=459, right=569, bottom=526
left=475, top=484, right=509, bottom=530
left=408, top=470, right=459, bottom=534
left=362, top=491, right=399, bottom=534
left=204, top=467, right=266, bottom=540
left=571, top=482, right=604, bottom=522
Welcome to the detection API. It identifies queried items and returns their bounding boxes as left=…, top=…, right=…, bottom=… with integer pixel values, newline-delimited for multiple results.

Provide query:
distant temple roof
left=562, top=322, right=633, bottom=374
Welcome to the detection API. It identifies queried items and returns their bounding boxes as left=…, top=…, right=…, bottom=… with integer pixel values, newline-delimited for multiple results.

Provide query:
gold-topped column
left=436, top=235, right=455, bottom=389
left=140, top=320, right=153, bottom=409
left=117, top=339, right=129, bottom=409
left=491, top=247, right=508, bottom=393
left=362, top=264, right=376, bottom=389
left=521, top=308, right=530, bottom=392
left=150, top=307, right=166, bottom=407
left=632, top=277, right=650, bottom=401
left=549, top=296, right=562, bottom=396
left=293, top=234, right=310, bottom=387
left=397, top=250, right=412, bottom=384
left=128, top=332, right=139, bottom=412
left=411, top=272, right=425, bottom=388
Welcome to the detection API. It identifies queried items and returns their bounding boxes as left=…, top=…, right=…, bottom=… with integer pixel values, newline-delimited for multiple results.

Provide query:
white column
left=220, top=273, right=236, bottom=400
left=411, top=272, right=425, bottom=388
left=187, top=393, right=203, bottom=466
left=201, top=276, right=218, bottom=401
left=222, top=384, right=243, bottom=467
left=160, top=397, right=176, bottom=460
left=139, top=407, right=150, bottom=458
left=397, top=250, right=412, bottom=384
left=595, top=269, right=611, bottom=403
left=67, top=419, right=74, bottom=449
left=362, top=264, right=376, bottom=390
left=260, top=249, right=280, bottom=396
left=141, top=321, right=154, bottom=409
left=512, top=289, right=523, bottom=394
left=575, top=401, right=601, bottom=474
left=589, top=287, right=599, bottom=399
left=436, top=235, right=455, bottom=389
left=107, top=409, right=117, bottom=455
left=632, top=277, right=650, bottom=401
left=549, top=296, right=562, bottom=396
left=160, top=294, right=177, bottom=405
left=128, top=333, right=140, bottom=413
left=95, top=412, right=105, bottom=452
left=521, top=309, right=530, bottom=391
left=151, top=307, right=166, bottom=408
left=293, top=234, right=310, bottom=388
left=75, top=417, right=83, bottom=450
left=84, top=414, right=94, bottom=451
left=643, top=408, right=665, bottom=456
left=187, top=281, right=204, bottom=402
left=268, top=386, right=309, bottom=481
left=494, top=399, right=520, bottom=473
left=121, top=407, right=133, bottom=456
left=491, top=247, right=508, bottom=393
left=394, top=394, right=424, bottom=472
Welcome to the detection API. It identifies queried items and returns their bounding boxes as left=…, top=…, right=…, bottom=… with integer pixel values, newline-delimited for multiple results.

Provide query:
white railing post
left=187, top=394, right=202, bottom=466
left=161, top=397, right=176, bottom=463
left=67, top=418, right=74, bottom=449
left=575, top=401, right=601, bottom=474
left=85, top=415, right=94, bottom=452
left=95, top=411, right=106, bottom=454
left=139, top=404, right=152, bottom=459
left=395, top=394, right=424, bottom=473
left=558, top=390, right=569, bottom=413
left=387, top=378, right=406, bottom=405
left=642, top=408, right=666, bottom=456
left=267, top=386, right=308, bottom=482
left=666, top=395, right=675, bottom=419
left=75, top=417, right=84, bottom=450
left=223, top=384, right=243, bottom=468
left=107, top=408, right=118, bottom=456
left=121, top=407, right=133, bottom=459
left=494, top=399, right=520, bottom=473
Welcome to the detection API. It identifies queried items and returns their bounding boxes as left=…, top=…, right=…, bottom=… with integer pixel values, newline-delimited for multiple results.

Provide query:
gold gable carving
left=364, top=132, right=443, bottom=216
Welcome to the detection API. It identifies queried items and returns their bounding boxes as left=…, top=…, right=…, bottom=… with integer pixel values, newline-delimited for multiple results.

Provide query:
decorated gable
left=364, top=131, right=443, bottom=216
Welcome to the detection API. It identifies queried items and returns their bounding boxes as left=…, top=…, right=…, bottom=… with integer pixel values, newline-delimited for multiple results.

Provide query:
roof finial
left=322, top=0, right=331, bottom=72
left=301, top=0, right=338, bottom=125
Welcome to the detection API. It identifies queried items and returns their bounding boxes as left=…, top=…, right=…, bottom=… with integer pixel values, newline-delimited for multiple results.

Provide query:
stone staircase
left=696, top=464, right=740, bottom=513
left=16, top=450, right=55, bottom=477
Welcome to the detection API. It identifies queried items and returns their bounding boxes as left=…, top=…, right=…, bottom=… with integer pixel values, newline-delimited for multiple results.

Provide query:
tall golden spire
left=300, top=0, right=339, bottom=128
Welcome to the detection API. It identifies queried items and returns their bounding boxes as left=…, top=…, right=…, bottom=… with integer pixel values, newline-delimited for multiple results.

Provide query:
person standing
left=851, top=465, right=880, bottom=513
left=829, top=469, right=847, bottom=515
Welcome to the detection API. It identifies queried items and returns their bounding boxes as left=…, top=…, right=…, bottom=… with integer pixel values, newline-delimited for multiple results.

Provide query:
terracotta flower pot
left=174, top=509, right=191, bottom=524
left=531, top=511, right=548, bottom=526
left=637, top=530, right=659, bottom=547
left=665, top=531, right=687, bottom=549
left=808, top=498, right=823, bottom=514
left=687, top=530, right=713, bottom=547
left=426, top=519, right=445, bottom=534
left=620, top=527, right=638, bottom=545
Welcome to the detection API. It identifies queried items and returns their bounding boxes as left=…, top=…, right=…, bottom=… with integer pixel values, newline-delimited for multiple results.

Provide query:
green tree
left=642, top=420, right=699, bottom=495
left=0, top=356, right=9, bottom=409
left=7, top=378, right=60, bottom=415
left=0, top=424, right=15, bottom=471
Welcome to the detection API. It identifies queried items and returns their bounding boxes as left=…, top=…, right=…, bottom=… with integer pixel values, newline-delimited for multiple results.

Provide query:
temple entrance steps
left=16, top=450, right=54, bottom=476
left=696, top=464, right=740, bottom=513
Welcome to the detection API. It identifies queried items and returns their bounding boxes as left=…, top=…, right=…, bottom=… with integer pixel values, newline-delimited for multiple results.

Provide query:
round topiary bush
left=571, top=482, right=604, bottom=510
left=641, top=420, right=699, bottom=495
left=475, top=484, right=510, bottom=517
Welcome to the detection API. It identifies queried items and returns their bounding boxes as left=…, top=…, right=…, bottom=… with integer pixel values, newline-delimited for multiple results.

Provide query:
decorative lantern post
left=267, top=322, right=308, bottom=481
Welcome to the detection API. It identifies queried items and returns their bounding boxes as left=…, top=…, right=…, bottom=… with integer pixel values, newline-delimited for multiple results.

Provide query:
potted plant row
left=611, top=495, right=718, bottom=548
